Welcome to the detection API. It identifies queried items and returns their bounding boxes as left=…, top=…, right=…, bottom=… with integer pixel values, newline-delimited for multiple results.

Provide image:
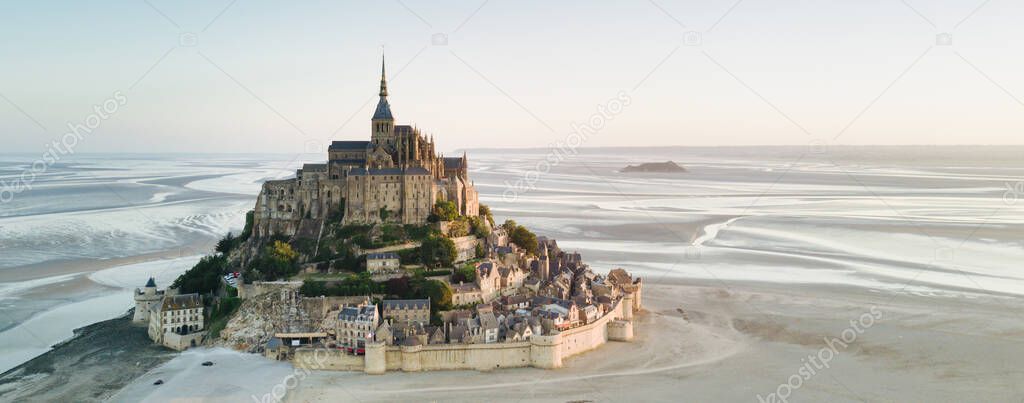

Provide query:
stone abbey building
left=254, top=58, right=479, bottom=237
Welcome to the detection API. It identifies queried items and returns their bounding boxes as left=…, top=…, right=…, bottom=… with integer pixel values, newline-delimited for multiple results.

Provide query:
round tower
left=364, top=341, right=386, bottom=374
left=133, top=277, right=162, bottom=323
left=529, top=333, right=563, bottom=369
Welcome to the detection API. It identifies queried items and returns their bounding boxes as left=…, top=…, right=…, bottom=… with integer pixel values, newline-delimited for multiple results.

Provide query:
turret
left=143, top=277, right=157, bottom=296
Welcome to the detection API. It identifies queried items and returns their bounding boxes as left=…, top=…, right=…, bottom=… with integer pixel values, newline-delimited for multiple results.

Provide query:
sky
left=1, top=0, right=1023, bottom=154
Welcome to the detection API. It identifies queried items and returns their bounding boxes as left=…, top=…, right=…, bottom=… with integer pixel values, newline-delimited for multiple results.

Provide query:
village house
left=147, top=293, right=206, bottom=351
left=451, top=281, right=483, bottom=305
left=366, top=252, right=400, bottom=274
left=337, top=304, right=379, bottom=353
left=479, top=312, right=500, bottom=343
left=382, top=298, right=430, bottom=324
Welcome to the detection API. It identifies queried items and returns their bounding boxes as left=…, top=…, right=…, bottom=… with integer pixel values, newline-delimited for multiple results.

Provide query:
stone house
left=337, top=304, right=379, bottom=352
left=366, top=252, right=401, bottom=274
left=147, top=293, right=205, bottom=351
left=382, top=299, right=430, bottom=324
left=451, top=282, right=482, bottom=305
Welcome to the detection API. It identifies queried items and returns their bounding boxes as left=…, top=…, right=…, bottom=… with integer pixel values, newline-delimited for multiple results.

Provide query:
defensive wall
left=294, top=290, right=640, bottom=373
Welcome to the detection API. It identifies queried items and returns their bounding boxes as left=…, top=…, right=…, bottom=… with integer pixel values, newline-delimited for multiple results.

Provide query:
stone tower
left=133, top=277, right=163, bottom=323
left=371, top=55, right=395, bottom=148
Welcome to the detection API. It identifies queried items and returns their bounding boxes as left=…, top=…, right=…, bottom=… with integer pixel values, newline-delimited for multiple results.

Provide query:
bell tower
left=371, top=55, right=395, bottom=148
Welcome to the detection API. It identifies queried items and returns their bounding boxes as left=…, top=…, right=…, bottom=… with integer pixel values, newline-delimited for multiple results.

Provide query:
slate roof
left=347, top=167, right=431, bottom=176
left=452, top=282, right=480, bottom=293
left=450, top=325, right=468, bottom=342
left=367, top=252, right=400, bottom=260
left=607, top=268, right=632, bottom=286
left=145, top=277, right=156, bottom=288
left=339, top=305, right=378, bottom=322
left=328, top=141, right=372, bottom=151
left=162, top=293, right=202, bottom=310
left=329, top=159, right=366, bottom=165
left=383, top=299, right=430, bottom=311
left=479, top=312, right=499, bottom=330
left=372, top=98, right=393, bottom=120
left=443, top=157, right=464, bottom=169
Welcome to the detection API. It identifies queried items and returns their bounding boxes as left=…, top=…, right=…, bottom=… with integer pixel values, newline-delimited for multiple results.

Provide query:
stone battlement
left=294, top=290, right=641, bottom=373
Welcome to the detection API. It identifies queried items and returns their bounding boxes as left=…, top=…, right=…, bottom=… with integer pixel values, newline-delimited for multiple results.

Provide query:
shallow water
left=0, top=146, right=1021, bottom=373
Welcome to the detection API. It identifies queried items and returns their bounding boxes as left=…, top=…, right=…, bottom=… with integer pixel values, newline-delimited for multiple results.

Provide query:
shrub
left=428, top=200, right=458, bottom=222
left=215, top=232, right=238, bottom=255
left=420, top=236, right=457, bottom=268
left=447, top=218, right=470, bottom=238
left=404, top=224, right=436, bottom=241
left=246, top=241, right=300, bottom=281
left=172, top=255, right=228, bottom=295
left=381, top=224, right=405, bottom=243
left=510, top=225, right=538, bottom=255
left=479, top=204, right=494, bottom=227
left=452, top=263, right=476, bottom=283
left=239, top=210, right=255, bottom=241
left=397, top=248, right=421, bottom=265
left=299, top=274, right=385, bottom=297
left=469, top=216, right=490, bottom=238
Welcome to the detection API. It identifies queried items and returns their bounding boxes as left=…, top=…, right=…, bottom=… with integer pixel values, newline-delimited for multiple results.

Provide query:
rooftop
left=348, top=167, right=431, bottom=176
left=162, top=293, right=202, bottom=310
left=328, top=140, right=372, bottom=151
left=383, top=299, right=430, bottom=310
left=339, top=305, right=378, bottom=322
left=372, top=98, right=393, bottom=120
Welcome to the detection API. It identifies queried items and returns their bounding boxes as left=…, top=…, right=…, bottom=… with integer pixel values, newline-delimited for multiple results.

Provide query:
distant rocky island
left=621, top=161, right=687, bottom=173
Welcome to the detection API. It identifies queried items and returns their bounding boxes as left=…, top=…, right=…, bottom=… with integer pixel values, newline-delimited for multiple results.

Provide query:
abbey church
left=253, top=58, right=479, bottom=237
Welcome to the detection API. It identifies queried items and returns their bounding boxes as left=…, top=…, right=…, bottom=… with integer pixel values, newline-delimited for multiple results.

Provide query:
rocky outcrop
left=621, top=161, right=687, bottom=173
left=218, top=290, right=323, bottom=353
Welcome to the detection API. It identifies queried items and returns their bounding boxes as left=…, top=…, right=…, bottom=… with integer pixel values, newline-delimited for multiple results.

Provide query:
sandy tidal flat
left=111, top=280, right=1024, bottom=402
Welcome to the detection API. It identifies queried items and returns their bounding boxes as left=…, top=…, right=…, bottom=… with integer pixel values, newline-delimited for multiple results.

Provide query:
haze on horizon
left=2, top=0, right=1023, bottom=154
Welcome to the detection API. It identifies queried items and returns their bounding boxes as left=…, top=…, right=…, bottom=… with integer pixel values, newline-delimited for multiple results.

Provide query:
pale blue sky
left=1, top=0, right=1023, bottom=153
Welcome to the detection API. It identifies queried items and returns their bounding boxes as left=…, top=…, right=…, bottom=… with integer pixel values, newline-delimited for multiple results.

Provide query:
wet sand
left=0, top=239, right=215, bottom=283
left=0, top=312, right=177, bottom=403
left=104, top=279, right=1024, bottom=402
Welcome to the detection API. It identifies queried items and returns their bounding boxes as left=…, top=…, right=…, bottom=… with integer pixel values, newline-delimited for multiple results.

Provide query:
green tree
left=501, top=219, right=518, bottom=234
left=468, top=216, right=490, bottom=238
left=248, top=240, right=300, bottom=281
left=172, top=255, right=228, bottom=295
left=448, top=218, right=470, bottom=237
left=420, top=235, right=457, bottom=268
left=510, top=225, right=538, bottom=255
left=429, top=200, right=459, bottom=222
left=215, top=232, right=237, bottom=255
left=479, top=204, right=494, bottom=227
left=453, top=263, right=477, bottom=283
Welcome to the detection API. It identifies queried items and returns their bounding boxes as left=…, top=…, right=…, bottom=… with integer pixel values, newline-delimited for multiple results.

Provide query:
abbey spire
left=379, top=55, right=388, bottom=97
left=372, top=54, right=395, bottom=146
